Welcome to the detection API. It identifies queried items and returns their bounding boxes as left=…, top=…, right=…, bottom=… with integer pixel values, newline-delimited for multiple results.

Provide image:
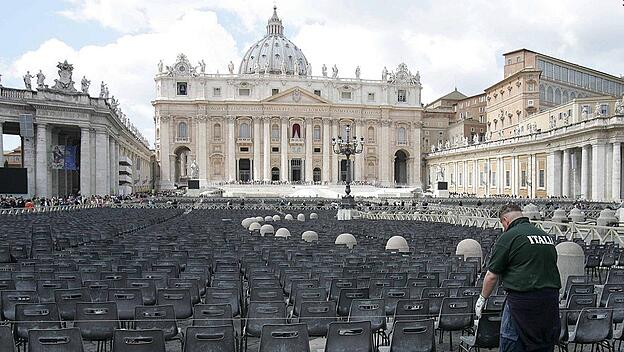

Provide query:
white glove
left=475, top=295, right=486, bottom=318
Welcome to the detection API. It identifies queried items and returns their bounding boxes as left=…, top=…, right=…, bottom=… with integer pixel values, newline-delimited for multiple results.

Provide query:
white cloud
left=9, top=9, right=239, bottom=147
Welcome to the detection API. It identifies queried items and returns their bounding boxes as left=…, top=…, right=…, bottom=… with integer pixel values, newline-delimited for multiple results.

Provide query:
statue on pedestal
left=293, top=59, right=300, bottom=76
left=157, top=60, right=163, bottom=73
left=99, top=81, right=106, bottom=98
left=382, top=67, right=388, bottom=81
left=36, top=70, right=46, bottom=89
left=189, top=160, right=199, bottom=179
left=81, top=76, right=90, bottom=94
left=331, top=64, right=338, bottom=78
left=23, top=71, right=34, bottom=90
left=321, top=64, right=327, bottom=77
left=280, top=59, right=286, bottom=75
left=198, top=60, right=206, bottom=73
left=355, top=66, right=361, bottom=79
left=228, top=61, right=235, bottom=74
left=595, top=102, right=602, bottom=117
left=615, top=96, right=624, bottom=115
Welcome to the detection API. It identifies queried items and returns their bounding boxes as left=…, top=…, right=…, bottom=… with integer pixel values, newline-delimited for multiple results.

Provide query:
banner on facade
left=64, top=145, right=77, bottom=170
left=51, top=145, right=65, bottom=169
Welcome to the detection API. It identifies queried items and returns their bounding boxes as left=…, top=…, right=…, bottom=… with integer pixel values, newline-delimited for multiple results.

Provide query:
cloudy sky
left=2, top=0, right=623, bottom=150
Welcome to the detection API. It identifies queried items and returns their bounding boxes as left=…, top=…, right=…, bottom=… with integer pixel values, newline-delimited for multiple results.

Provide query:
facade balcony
left=289, top=137, right=304, bottom=145
left=237, top=137, right=252, bottom=144
left=118, top=174, right=133, bottom=185
left=396, top=140, right=409, bottom=146
left=119, top=156, right=132, bottom=166
left=119, top=165, right=133, bottom=175
left=175, top=137, right=190, bottom=143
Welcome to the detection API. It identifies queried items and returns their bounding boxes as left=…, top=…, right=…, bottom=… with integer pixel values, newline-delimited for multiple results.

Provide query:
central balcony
left=289, top=137, right=304, bottom=145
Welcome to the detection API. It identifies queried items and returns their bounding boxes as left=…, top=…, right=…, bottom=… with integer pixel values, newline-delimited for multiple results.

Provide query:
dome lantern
left=267, top=6, right=284, bottom=36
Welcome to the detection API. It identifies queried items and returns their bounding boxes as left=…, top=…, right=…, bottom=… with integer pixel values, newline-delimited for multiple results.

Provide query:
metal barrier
left=0, top=204, right=100, bottom=215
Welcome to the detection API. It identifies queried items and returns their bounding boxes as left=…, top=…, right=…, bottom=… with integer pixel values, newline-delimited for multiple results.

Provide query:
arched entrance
left=174, top=146, right=192, bottom=186
left=271, top=167, right=280, bottom=181
left=394, top=150, right=408, bottom=185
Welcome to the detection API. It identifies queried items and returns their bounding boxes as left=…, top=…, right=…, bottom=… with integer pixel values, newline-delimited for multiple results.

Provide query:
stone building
left=426, top=49, right=624, bottom=201
left=0, top=61, right=153, bottom=197
left=154, top=7, right=429, bottom=189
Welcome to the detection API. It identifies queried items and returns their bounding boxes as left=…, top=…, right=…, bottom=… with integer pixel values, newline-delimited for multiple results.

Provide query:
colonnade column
left=547, top=150, right=562, bottom=197
left=280, top=116, right=288, bottom=182
left=159, top=115, right=171, bottom=188
left=304, top=117, right=313, bottom=182
left=412, top=124, right=422, bottom=188
left=592, top=143, right=606, bottom=201
left=322, top=117, right=330, bottom=183
left=95, top=130, right=109, bottom=195
left=109, top=137, right=116, bottom=194
left=0, top=121, right=4, bottom=167
left=35, top=124, right=49, bottom=198
left=511, top=156, right=518, bottom=196
left=263, top=116, right=271, bottom=182
left=197, top=115, right=208, bottom=185
left=80, top=127, right=91, bottom=196
left=612, top=142, right=621, bottom=201
left=472, top=159, right=478, bottom=194
left=561, top=149, right=571, bottom=198
left=580, top=145, right=590, bottom=199
left=380, top=120, right=390, bottom=185
left=496, top=157, right=503, bottom=195
left=253, top=116, right=261, bottom=181
left=353, top=119, right=363, bottom=182
left=331, top=120, right=339, bottom=183
left=530, top=154, right=537, bottom=198
left=226, top=115, right=236, bottom=181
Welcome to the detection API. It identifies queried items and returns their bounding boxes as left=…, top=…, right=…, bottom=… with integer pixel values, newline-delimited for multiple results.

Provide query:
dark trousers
left=501, top=302, right=555, bottom=352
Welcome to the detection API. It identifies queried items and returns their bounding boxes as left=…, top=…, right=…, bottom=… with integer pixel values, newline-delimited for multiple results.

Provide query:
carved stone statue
left=331, top=64, right=338, bottom=78
left=306, top=62, right=311, bottom=76
left=228, top=61, right=235, bottom=74
left=36, top=70, right=46, bottom=89
left=615, top=96, right=624, bottom=115
left=253, top=61, right=260, bottom=74
left=264, top=60, right=270, bottom=74
left=414, top=70, right=421, bottom=83
left=99, top=81, right=106, bottom=98
left=280, top=59, right=286, bottom=75
left=189, top=160, right=199, bottom=179
left=581, top=105, right=589, bottom=119
left=473, top=134, right=479, bottom=144
left=51, top=60, right=77, bottom=92
left=382, top=66, right=388, bottom=81
left=321, top=64, right=327, bottom=77
left=23, top=71, right=34, bottom=90
left=595, top=102, right=602, bottom=117
left=81, top=76, right=90, bottom=94
left=355, top=66, right=361, bottom=79
left=158, top=60, right=163, bottom=73
left=444, top=140, right=450, bottom=149
left=431, top=145, right=436, bottom=153
left=437, top=140, right=443, bottom=151
left=293, top=59, right=300, bottom=76
left=198, top=60, right=206, bottom=73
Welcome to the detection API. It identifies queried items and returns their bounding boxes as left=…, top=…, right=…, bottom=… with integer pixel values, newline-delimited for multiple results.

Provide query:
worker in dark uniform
left=475, top=203, right=561, bottom=352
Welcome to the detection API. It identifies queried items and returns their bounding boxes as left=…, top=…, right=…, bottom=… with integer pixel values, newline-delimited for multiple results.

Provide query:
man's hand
left=475, top=295, right=486, bottom=318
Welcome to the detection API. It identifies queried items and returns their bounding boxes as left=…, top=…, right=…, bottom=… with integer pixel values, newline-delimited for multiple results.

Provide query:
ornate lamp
left=332, top=125, right=364, bottom=208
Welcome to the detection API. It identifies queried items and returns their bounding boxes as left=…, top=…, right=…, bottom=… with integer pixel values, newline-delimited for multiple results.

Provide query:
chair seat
left=460, top=335, right=476, bottom=346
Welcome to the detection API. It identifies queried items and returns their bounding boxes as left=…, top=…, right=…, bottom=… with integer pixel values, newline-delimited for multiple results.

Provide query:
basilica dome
left=239, top=7, right=309, bottom=76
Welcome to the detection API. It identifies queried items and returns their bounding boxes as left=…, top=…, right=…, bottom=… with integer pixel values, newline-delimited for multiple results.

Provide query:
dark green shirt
left=488, top=217, right=561, bottom=292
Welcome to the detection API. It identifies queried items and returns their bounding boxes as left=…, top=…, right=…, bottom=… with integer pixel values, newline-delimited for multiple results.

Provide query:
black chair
left=0, top=325, right=16, bottom=352
left=380, top=287, right=409, bottom=316
left=337, top=287, right=369, bottom=317
left=566, top=294, right=597, bottom=325
left=329, top=278, right=357, bottom=302
left=243, top=301, right=286, bottom=351
left=484, top=295, right=505, bottom=313
left=436, top=296, right=473, bottom=349
left=134, top=305, right=182, bottom=348
left=292, top=287, right=327, bottom=317
left=388, top=319, right=435, bottom=352
left=28, top=328, right=84, bottom=352
left=54, top=288, right=91, bottom=321
left=606, top=292, right=624, bottom=325
left=156, top=288, right=193, bottom=320
left=192, top=303, right=234, bottom=327
left=568, top=308, right=612, bottom=351
left=1, top=290, right=38, bottom=321
left=348, top=298, right=388, bottom=347
left=14, top=303, right=61, bottom=345
left=107, top=288, right=143, bottom=323
left=183, top=326, right=236, bottom=352
left=325, top=321, right=373, bottom=352
left=421, top=287, right=449, bottom=316
left=75, top=302, right=119, bottom=352
left=297, top=300, right=337, bottom=337
left=111, top=329, right=165, bottom=352
left=258, top=323, right=310, bottom=352
left=126, top=278, right=157, bottom=305
left=168, top=278, right=201, bottom=305
left=394, top=299, right=430, bottom=322
left=459, top=312, right=501, bottom=352
left=36, top=280, right=68, bottom=303
left=599, top=283, right=624, bottom=307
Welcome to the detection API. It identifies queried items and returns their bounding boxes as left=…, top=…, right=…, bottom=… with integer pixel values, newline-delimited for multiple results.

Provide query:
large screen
left=437, top=181, right=448, bottom=190
left=0, top=168, right=28, bottom=194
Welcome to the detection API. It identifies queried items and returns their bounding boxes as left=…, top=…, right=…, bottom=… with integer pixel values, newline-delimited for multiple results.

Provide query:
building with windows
left=426, top=49, right=624, bottom=201
left=154, top=7, right=429, bottom=189
left=0, top=61, right=153, bottom=197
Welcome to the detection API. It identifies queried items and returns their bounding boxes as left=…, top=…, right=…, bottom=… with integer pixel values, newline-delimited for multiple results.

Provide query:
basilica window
left=238, top=88, right=250, bottom=96
left=177, top=82, right=188, bottom=96
left=554, top=88, right=561, bottom=104
left=367, top=92, right=375, bottom=101
left=313, top=168, right=321, bottom=182
left=292, top=123, right=301, bottom=138
left=600, top=104, right=608, bottom=116
left=397, top=90, right=407, bottom=102
left=239, top=122, right=250, bottom=138
left=397, top=127, right=407, bottom=144
left=367, top=126, right=375, bottom=143
left=271, top=124, right=280, bottom=140
left=213, top=123, right=222, bottom=140
left=539, top=85, right=545, bottom=101
left=570, top=92, right=576, bottom=100
left=562, top=91, right=569, bottom=103
left=546, top=87, right=553, bottom=102
left=178, top=122, right=188, bottom=140
left=213, top=87, right=221, bottom=96
left=314, top=90, right=321, bottom=96
left=272, top=88, right=280, bottom=96
left=313, top=125, right=321, bottom=141
left=341, top=91, right=352, bottom=100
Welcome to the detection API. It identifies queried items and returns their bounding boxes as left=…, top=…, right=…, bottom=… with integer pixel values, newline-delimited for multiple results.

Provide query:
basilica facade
left=154, top=7, right=428, bottom=189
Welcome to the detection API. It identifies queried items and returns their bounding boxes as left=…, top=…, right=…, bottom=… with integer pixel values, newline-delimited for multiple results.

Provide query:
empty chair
left=292, top=287, right=327, bottom=317
left=459, top=312, right=501, bottom=352
left=1, top=290, right=38, bottom=321
left=381, top=287, right=409, bottom=316
left=566, top=294, right=597, bottom=325
left=348, top=298, right=388, bottom=347
left=75, top=301, right=119, bottom=352
left=568, top=308, right=612, bottom=351
left=329, top=278, right=357, bottom=302
left=168, top=278, right=200, bottom=305
left=204, top=287, right=241, bottom=319
left=566, top=284, right=594, bottom=297
left=258, top=323, right=310, bottom=352
left=107, top=288, right=143, bottom=322
left=388, top=319, right=435, bottom=352
left=606, top=292, right=624, bottom=324
left=599, top=283, right=624, bottom=307
left=436, top=297, right=473, bottom=348
left=112, top=329, right=165, bottom=352
left=134, top=305, right=182, bottom=347
left=36, top=280, right=68, bottom=303
left=84, top=280, right=111, bottom=303
left=28, top=328, right=84, bottom=352
left=249, top=287, right=285, bottom=303
left=126, top=278, right=157, bottom=306
left=325, top=321, right=373, bottom=352
left=192, top=303, right=234, bottom=327
left=0, top=325, right=16, bottom=352
left=421, top=287, right=449, bottom=316
left=297, top=300, right=337, bottom=337
left=244, top=301, right=287, bottom=351
left=156, top=288, right=193, bottom=319
left=14, top=303, right=62, bottom=344
left=54, top=288, right=91, bottom=321
left=394, top=299, right=430, bottom=322
left=484, top=295, right=506, bottom=313
left=183, top=326, right=236, bottom=352
left=337, top=287, right=369, bottom=317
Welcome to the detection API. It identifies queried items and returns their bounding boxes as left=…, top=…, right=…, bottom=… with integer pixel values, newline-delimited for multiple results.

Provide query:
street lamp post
left=332, top=125, right=364, bottom=208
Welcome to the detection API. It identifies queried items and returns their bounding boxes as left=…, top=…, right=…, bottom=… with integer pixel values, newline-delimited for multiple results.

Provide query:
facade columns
left=331, top=120, right=339, bottom=183
left=35, top=124, right=49, bottom=198
left=226, top=115, right=236, bottom=181
left=280, top=116, right=288, bottom=182
left=380, top=120, right=390, bottom=184
left=547, top=150, right=562, bottom=197
left=496, top=157, right=503, bottom=195
left=581, top=145, right=591, bottom=199
left=353, top=120, right=363, bottom=182
left=109, top=137, right=116, bottom=194
left=592, top=143, right=607, bottom=201
left=159, top=116, right=172, bottom=188
left=197, top=116, right=208, bottom=185
left=612, top=142, right=621, bottom=201
left=95, top=130, right=109, bottom=195
left=412, top=125, right=422, bottom=188
left=562, top=149, right=571, bottom=198
left=322, top=117, right=330, bottom=183
left=80, top=127, right=92, bottom=196
left=263, top=116, right=271, bottom=181
left=304, top=117, right=313, bottom=182
left=511, top=156, right=518, bottom=196
left=0, top=121, right=4, bottom=167
left=253, top=116, right=262, bottom=181
left=530, top=154, right=537, bottom=198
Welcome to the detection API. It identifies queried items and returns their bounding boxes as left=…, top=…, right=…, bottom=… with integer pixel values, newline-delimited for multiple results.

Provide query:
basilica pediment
left=262, top=87, right=329, bottom=104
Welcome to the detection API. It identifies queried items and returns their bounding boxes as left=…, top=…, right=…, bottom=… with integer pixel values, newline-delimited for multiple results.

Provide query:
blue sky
left=2, top=0, right=624, bottom=151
